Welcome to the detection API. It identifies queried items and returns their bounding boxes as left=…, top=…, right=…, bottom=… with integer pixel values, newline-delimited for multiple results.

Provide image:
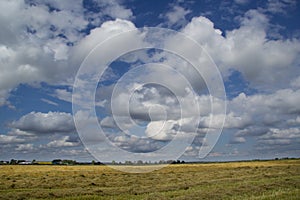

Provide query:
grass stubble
left=0, top=159, right=299, bottom=199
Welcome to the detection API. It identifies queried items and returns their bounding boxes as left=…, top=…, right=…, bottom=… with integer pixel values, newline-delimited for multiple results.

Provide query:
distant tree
left=94, top=161, right=103, bottom=165
left=167, top=160, right=174, bottom=164
left=0, top=161, right=7, bottom=165
left=159, top=160, right=165, bottom=164
left=125, top=160, right=132, bottom=165
left=62, top=160, right=76, bottom=165
left=10, top=159, right=17, bottom=165
left=137, top=160, right=143, bottom=165
left=52, top=159, right=62, bottom=165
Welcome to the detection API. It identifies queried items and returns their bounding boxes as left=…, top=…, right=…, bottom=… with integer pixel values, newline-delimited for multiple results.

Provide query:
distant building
left=18, top=161, right=32, bottom=165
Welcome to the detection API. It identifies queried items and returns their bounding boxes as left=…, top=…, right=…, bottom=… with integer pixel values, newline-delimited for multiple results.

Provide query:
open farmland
left=0, top=159, right=299, bottom=200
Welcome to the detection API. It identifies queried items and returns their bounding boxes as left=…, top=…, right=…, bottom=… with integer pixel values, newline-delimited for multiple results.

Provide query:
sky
left=0, top=0, right=300, bottom=163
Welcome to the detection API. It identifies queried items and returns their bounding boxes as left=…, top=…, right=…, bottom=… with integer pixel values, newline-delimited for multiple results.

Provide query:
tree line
left=0, top=159, right=186, bottom=165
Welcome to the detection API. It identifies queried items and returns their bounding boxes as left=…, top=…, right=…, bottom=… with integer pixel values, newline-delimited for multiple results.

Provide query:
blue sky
left=0, top=0, right=300, bottom=162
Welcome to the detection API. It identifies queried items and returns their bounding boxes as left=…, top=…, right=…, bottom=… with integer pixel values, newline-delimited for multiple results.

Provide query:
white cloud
left=41, top=98, right=58, bottom=106
left=11, top=111, right=75, bottom=134
left=101, top=0, right=133, bottom=19
left=0, top=2, right=79, bottom=105
left=53, top=88, right=72, bottom=103
left=1, top=0, right=299, bottom=160
left=47, top=136, right=79, bottom=147
left=183, top=145, right=201, bottom=157
left=266, top=0, right=297, bottom=14
left=145, top=120, right=177, bottom=141
left=145, top=117, right=198, bottom=141
left=111, top=135, right=162, bottom=153
left=199, top=112, right=251, bottom=129
left=16, top=144, right=35, bottom=151
left=73, top=110, right=106, bottom=144
left=290, top=76, right=300, bottom=88
left=287, top=116, right=300, bottom=125
left=257, top=127, right=300, bottom=147
left=0, top=89, right=10, bottom=106
left=182, top=10, right=300, bottom=91
left=0, top=0, right=134, bottom=106
left=230, top=89, right=300, bottom=116
left=72, top=18, right=137, bottom=62
left=183, top=16, right=223, bottom=43
left=234, top=0, right=250, bottom=5
left=7, top=129, right=35, bottom=136
left=100, top=117, right=117, bottom=128
left=50, top=5, right=300, bottom=160
left=0, top=134, right=25, bottom=144
left=259, top=128, right=300, bottom=140
left=230, top=136, right=246, bottom=144
left=58, top=148, right=90, bottom=157
left=163, top=5, right=191, bottom=27
left=259, top=138, right=291, bottom=145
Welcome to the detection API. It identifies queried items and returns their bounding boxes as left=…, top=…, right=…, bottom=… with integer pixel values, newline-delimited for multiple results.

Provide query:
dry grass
left=0, top=159, right=299, bottom=199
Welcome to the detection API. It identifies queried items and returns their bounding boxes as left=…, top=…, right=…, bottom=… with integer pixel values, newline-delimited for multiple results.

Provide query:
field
left=0, top=159, right=299, bottom=200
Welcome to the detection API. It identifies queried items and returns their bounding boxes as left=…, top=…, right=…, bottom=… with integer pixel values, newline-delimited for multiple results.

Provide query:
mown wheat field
left=0, top=159, right=299, bottom=200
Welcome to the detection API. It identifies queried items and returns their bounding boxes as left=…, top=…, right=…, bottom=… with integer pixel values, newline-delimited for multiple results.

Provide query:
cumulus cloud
left=146, top=120, right=177, bottom=141
left=259, top=128, right=300, bottom=142
left=11, top=111, right=75, bottom=134
left=265, top=0, right=297, bottom=15
left=47, top=136, right=79, bottom=147
left=0, top=0, right=133, bottom=106
left=198, top=112, right=251, bottom=129
left=145, top=117, right=198, bottom=141
left=0, top=1, right=85, bottom=99
left=71, top=18, right=138, bottom=67
left=111, top=135, right=163, bottom=153
left=73, top=10, right=300, bottom=157
left=1, top=0, right=299, bottom=160
left=100, top=116, right=117, bottom=128
left=162, top=5, right=191, bottom=28
left=0, top=134, right=25, bottom=144
left=230, top=136, right=246, bottom=144
left=53, top=88, right=73, bottom=103
left=99, top=0, right=133, bottom=19
left=227, top=91, right=300, bottom=154
left=230, top=89, right=300, bottom=118
left=16, top=143, right=35, bottom=152
left=287, top=116, right=300, bottom=126
left=182, top=10, right=300, bottom=91
left=0, top=89, right=10, bottom=107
